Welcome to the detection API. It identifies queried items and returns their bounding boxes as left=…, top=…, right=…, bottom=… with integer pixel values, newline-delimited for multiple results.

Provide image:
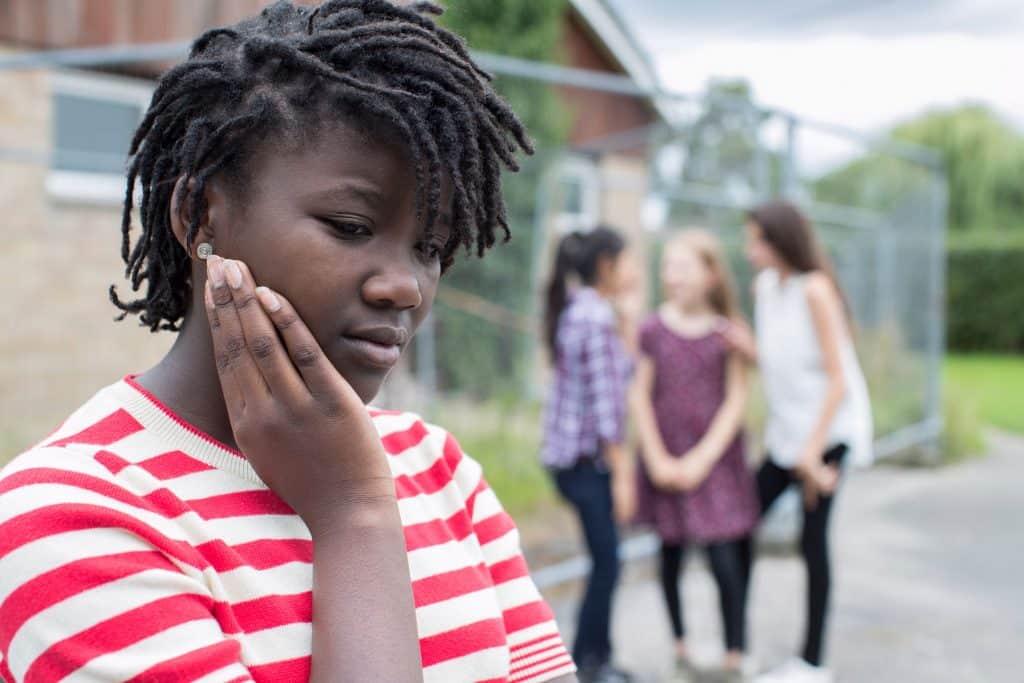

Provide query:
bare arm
left=628, top=356, right=675, bottom=487
left=798, top=273, right=848, bottom=474
left=719, top=317, right=758, bottom=364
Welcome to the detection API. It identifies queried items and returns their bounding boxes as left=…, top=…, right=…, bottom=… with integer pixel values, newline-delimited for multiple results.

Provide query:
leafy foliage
left=431, top=0, right=570, bottom=395
left=947, top=246, right=1024, bottom=352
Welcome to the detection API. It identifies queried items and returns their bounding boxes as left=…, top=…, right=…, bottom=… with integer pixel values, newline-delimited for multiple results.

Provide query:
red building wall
left=557, top=10, right=657, bottom=148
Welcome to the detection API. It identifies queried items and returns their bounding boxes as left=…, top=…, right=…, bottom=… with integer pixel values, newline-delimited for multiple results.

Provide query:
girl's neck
left=668, top=297, right=714, bottom=319
left=132, top=312, right=238, bottom=450
left=660, top=300, right=718, bottom=338
left=775, top=264, right=795, bottom=282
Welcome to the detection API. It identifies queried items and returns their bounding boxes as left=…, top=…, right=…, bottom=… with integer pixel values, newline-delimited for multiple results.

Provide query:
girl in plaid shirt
left=541, top=227, right=637, bottom=683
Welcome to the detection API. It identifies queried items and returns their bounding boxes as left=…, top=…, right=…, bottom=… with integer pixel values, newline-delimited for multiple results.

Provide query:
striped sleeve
left=461, top=452, right=576, bottom=683
left=0, top=447, right=254, bottom=683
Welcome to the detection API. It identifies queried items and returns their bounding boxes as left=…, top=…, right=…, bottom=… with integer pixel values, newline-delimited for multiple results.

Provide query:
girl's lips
left=341, top=335, right=402, bottom=368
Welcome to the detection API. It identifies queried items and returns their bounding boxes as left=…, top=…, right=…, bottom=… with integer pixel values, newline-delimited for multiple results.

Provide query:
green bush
left=941, top=388, right=985, bottom=463
left=947, top=247, right=1024, bottom=352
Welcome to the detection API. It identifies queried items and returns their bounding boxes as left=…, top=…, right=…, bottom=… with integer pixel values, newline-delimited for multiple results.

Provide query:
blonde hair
left=664, top=229, right=741, bottom=320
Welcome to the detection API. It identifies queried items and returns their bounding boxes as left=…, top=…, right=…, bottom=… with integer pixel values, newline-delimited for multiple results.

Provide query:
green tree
left=429, top=1, right=570, bottom=396
left=815, top=105, right=1024, bottom=233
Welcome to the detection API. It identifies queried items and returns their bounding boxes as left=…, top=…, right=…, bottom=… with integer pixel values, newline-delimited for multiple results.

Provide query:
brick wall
left=0, top=64, right=171, bottom=456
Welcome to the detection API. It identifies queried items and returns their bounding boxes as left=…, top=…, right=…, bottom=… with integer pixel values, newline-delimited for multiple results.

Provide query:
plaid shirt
left=541, top=288, right=634, bottom=470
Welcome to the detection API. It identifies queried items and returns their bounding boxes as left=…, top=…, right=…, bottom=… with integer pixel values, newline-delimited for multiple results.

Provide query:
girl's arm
left=207, top=259, right=422, bottom=682
left=719, top=317, right=758, bottom=364
left=676, top=352, right=749, bottom=490
left=798, top=273, right=848, bottom=492
left=628, top=356, right=676, bottom=489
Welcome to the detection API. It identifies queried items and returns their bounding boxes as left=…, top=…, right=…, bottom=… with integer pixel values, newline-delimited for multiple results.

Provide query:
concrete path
left=541, top=432, right=1024, bottom=682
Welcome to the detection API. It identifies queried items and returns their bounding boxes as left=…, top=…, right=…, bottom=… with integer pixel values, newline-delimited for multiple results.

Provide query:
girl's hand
left=717, top=318, right=757, bottom=363
left=204, top=256, right=395, bottom=532
left=675, top=455, right=712, bottom=492
left=798, top=461, right=840, bottom=511
left=612, top=469, right=637, bottom=525
left=647, top=451, right=681, bottom=491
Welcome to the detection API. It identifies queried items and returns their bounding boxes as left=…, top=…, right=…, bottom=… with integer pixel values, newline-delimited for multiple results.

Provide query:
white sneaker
left=754, top=657, right=834, bottom=683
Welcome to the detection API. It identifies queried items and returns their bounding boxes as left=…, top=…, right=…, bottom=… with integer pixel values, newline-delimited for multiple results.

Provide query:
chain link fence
left=0, top=48, right=945, bottom=508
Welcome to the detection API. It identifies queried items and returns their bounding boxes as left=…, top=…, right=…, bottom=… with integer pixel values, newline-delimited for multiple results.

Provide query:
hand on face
left=204, top=255, right=394, bottom=530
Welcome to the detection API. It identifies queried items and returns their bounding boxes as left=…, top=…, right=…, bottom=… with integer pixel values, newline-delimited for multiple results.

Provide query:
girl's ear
left=169, top=175, right=221, bottom=258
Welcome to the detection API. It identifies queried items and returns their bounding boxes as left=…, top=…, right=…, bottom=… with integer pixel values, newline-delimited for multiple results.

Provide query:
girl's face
left=596, top=247, right=638, bottom=298
left=661, top=242, right=712, bottom=310
left=744, top=221, right=781, bottom=272
left=203, top=121, right=447, bottom=403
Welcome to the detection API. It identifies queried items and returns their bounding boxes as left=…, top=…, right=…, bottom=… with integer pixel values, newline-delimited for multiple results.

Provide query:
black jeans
left=659, top=539, right=749, bottom=651
left=755, top=444, right=847, bottom=666
left=553, top=459, right=620, bottom=671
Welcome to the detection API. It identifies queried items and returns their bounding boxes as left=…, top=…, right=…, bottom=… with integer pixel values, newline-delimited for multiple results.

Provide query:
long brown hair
left=665, top=229, right=741, bottom=320
left=747, top=200, right=850, bottom=313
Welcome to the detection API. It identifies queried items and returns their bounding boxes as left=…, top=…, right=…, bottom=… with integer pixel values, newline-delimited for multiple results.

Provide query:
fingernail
left=207, top=256, right=225, bottom=288
left=256, top=286, right=281, bottom=312
left=225, top=260, right=243, bottom=289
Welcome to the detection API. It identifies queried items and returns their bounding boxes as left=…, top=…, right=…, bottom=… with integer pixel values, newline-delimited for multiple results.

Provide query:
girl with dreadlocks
left=0, top=3, right=576, bottom=682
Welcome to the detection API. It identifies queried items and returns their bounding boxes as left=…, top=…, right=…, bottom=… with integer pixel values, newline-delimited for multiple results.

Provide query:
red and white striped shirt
left=0, top=377, right=575, bottom=682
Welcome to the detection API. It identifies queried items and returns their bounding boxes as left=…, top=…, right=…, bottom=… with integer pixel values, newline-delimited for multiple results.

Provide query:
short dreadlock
left=110, top=0, right=532, bottom=332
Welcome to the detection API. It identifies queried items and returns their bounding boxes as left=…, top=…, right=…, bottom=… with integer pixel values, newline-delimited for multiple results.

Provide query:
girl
left=631, top=231, right=760, bottom=682
left=541, top=227, right=637, bottom=683
left=0, top=3, right=578, bottom=682
left=742, top=201, right=873, bottom=683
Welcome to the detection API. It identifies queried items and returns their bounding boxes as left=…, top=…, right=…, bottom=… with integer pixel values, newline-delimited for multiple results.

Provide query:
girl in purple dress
left=631, top=231, right=759, bottom=681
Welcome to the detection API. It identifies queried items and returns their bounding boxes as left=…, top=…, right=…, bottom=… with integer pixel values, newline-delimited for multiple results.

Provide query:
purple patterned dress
left=633, top=314, right=759, bottom=545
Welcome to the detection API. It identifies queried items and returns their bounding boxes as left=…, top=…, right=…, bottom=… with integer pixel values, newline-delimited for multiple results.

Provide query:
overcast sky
left=608, top=0, right=1021, bottom=135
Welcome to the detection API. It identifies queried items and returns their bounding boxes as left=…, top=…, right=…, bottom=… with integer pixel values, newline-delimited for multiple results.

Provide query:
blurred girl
left=631, top=230, right=759, bottom=681
left=743, top=201, right=873, bottom=683
left=542, top=227, right=637, bottom=683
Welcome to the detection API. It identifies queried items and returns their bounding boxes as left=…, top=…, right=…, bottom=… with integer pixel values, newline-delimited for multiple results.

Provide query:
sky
left=608, top=0, right=1021, bottom=136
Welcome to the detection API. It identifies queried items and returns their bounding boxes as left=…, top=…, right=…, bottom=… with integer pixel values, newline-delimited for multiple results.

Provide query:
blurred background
left=1, top=1, right=1021, bottom=680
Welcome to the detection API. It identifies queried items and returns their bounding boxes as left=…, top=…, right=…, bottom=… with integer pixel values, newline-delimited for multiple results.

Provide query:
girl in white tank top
left=734, top=201, right=872, bottom=683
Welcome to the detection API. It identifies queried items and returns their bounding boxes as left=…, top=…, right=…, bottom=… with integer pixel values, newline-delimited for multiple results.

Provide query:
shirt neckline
left=109, top=375, right=264, bottom=485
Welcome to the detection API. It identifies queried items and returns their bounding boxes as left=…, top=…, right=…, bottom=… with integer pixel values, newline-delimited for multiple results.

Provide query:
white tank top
left=755, top=269, right=873, bottom=468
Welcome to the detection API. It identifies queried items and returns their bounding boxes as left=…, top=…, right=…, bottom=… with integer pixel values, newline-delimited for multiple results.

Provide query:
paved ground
left=539, top=432, right=1024, bottom=682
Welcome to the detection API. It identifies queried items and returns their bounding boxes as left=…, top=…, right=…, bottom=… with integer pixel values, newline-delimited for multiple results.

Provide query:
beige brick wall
left=1, top=66, right=171, bottom=458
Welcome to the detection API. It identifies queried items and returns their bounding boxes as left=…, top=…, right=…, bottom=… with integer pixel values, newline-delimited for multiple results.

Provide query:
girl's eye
left=323, top=218, right=372, bottom=238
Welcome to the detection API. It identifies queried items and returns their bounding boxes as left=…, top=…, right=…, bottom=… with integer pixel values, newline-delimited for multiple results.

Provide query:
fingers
left=205, top=256, right=265, bottom=412
left=222, top=259, right=306, bottom=401
left=254, top=286, right=348, bottom=402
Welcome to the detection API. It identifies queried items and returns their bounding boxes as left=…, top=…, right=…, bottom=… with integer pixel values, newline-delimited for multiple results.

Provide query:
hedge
left=946, top=247, right=1024, bottom=352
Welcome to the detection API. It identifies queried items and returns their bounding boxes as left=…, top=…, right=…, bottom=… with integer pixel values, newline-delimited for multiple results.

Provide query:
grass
left=435, top=397, right=556, bottom=519
left=944, top=353, right=1024, bottom=435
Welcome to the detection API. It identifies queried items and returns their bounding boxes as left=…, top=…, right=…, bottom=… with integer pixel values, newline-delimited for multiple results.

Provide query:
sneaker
left=754, top=657, right=834, bottom=683
left=672, top=655, right=700, bottom=682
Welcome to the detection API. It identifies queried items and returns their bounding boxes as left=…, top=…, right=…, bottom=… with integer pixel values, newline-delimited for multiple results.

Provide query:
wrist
left=300, top=477, right=399, bottom=538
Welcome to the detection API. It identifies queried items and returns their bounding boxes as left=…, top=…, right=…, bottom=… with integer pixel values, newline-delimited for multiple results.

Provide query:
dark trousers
left=553, top=459, right=620, bottom=670
left=659, top=539, right=749, bottom=651
left=754, top=444, right=846, bottom=666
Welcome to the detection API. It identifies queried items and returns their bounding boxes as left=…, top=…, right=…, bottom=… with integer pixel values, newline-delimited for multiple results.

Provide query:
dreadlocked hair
left=110, top=0, right=533, bottom=332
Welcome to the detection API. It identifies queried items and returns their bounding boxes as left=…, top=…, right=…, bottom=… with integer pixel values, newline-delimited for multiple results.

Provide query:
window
left=46, top=71, right=153, bottom=205
left=547, top=155, right=600, bottom=235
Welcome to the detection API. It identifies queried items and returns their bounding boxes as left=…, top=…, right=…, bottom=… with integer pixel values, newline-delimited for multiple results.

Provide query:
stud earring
left=196, top=242, right=214, bottom=260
